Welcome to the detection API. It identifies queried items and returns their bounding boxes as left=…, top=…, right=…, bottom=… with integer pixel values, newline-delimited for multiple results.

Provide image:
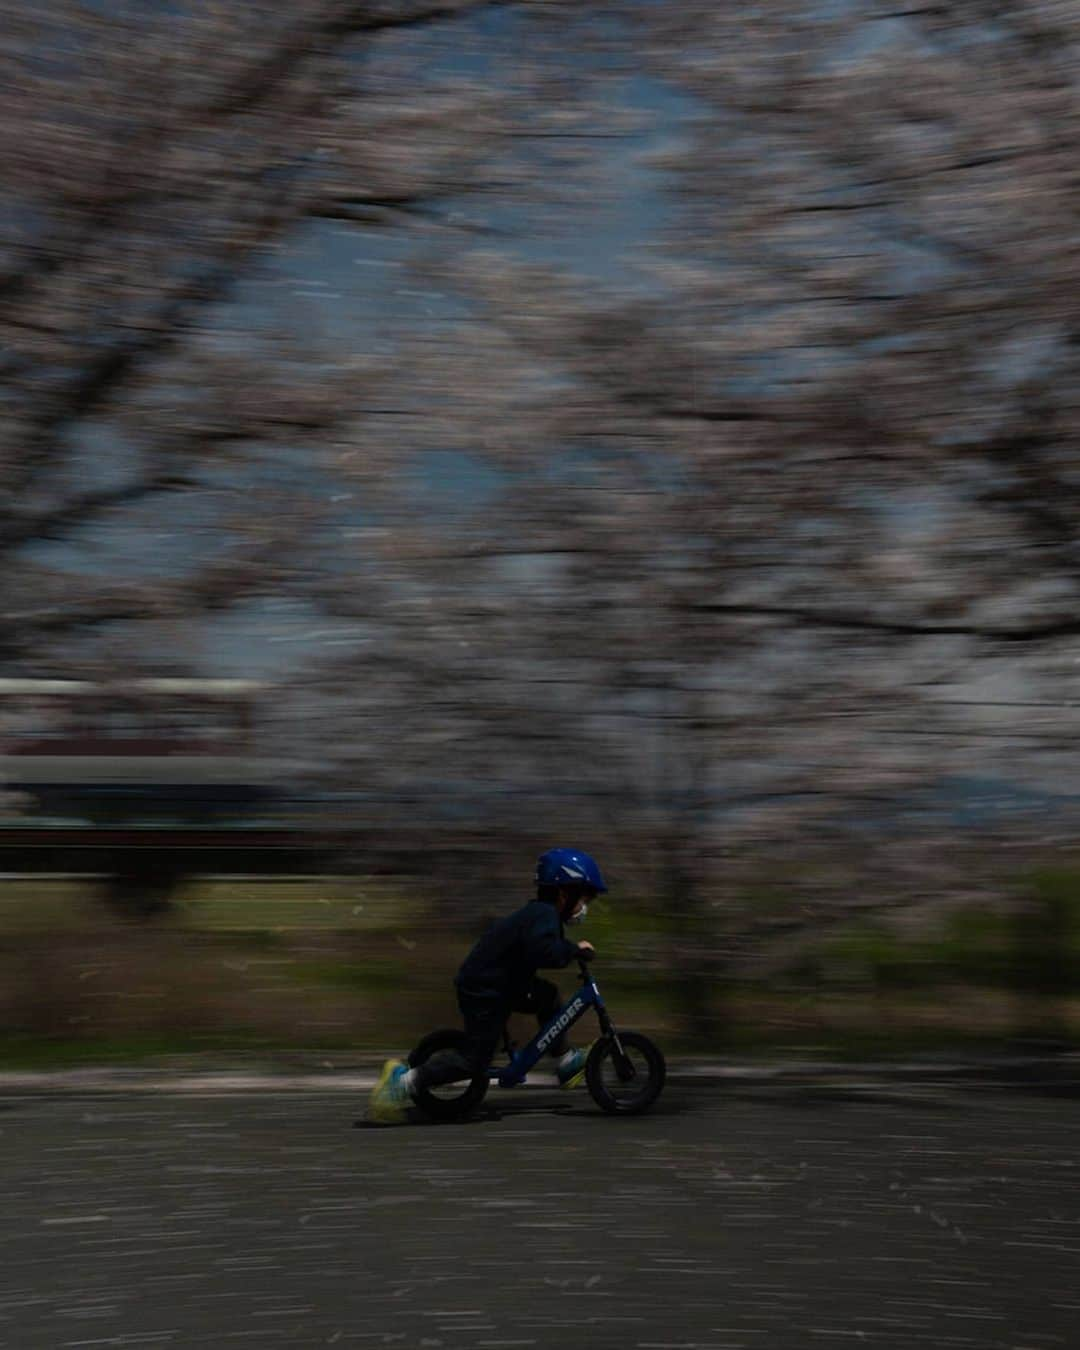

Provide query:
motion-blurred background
left=3, top=0, right=1080, bottom=1068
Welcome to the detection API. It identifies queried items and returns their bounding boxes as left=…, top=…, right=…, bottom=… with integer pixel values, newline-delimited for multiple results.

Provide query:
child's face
left=562, top=888, right=596, bottom=923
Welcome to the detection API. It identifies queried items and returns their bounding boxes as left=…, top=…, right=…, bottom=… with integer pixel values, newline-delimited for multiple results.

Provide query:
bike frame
left=491, top=960, right=623, bottom=1088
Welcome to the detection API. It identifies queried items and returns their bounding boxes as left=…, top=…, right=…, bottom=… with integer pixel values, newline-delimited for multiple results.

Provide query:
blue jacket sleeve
left=523, top=904, right=579, bottom=970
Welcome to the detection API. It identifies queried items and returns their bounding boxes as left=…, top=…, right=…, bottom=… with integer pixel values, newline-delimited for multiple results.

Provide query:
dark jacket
left=455, top=899, right=579, bottom=1000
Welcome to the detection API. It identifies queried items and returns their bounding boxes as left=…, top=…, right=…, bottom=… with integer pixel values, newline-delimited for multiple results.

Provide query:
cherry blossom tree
left=303, top=1, right=1080, bottom=1031
left=5, top=2, right=1080, bottom=1010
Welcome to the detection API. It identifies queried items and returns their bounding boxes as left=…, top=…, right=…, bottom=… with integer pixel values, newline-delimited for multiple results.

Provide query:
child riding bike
left=365, top=847, right=605, bottom=1125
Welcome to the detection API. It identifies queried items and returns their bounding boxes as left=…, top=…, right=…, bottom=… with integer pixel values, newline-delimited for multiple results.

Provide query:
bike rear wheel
left=585, top=1030, right=666, bottom=1115
left=408, top=1028, right=489, bottom=1121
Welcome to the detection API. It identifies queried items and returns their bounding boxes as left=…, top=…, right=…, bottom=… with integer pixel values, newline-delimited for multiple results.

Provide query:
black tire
left=585, top=1030, right=666, bottom=1115
left=407, top=1028, right=489, bottom=1121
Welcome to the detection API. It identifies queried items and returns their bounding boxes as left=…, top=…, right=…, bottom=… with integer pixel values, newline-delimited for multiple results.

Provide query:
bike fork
left=597, top=1004, right=637, bottom=1082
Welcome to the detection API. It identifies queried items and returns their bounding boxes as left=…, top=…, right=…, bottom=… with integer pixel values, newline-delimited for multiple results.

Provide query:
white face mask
left=566, top=902, right=588, bottom=925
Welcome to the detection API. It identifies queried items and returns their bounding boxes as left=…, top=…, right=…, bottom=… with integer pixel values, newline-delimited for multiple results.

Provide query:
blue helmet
left=535, top=847, right=607, bottom=895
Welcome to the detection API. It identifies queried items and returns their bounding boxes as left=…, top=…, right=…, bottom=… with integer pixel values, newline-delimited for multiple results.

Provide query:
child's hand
left=576, top=941, right=595, bottom=960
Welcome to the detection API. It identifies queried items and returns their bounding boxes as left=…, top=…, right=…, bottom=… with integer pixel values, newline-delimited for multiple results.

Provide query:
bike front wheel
left=585, top=1030, right=666, bottom=1115
left=407, top=1028, right=489, bottom=1122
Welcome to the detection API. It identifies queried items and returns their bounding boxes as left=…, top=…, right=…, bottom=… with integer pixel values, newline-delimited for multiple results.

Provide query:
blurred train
left=0, top=677, right=282, bottom=817
left=0, top=678, right=338, bottom=910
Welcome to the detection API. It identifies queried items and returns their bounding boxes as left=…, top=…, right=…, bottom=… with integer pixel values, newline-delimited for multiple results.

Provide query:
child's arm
left=524, top=905, right=584, bottom=970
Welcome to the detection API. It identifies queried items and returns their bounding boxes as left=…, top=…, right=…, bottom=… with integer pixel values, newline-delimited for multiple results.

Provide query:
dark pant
left=414, top=976, right=567, bottom=1090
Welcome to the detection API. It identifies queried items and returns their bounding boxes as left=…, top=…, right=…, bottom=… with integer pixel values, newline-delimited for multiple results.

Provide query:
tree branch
left=8, top=175, right=304, bottom=503
left=700, top=602, right=1080, bottom=644
left=0, top=475, right=197, bottom=556
left=207, top=0, right=526, bottom=119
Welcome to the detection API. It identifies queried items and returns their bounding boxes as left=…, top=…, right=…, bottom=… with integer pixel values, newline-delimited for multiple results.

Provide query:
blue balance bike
left=408, top=955, right=666, bottom=1120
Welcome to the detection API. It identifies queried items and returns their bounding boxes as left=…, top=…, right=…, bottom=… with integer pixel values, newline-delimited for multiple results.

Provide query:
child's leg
left=411, top=993, right=505, bottom=1091
left=516, top=977, right=591, bottom=1086
left=516, top=977, right=569, bottom=1057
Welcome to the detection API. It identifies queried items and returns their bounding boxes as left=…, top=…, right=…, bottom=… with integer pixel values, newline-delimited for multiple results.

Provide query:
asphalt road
left=1, top=1078, right=1077, bottom=1349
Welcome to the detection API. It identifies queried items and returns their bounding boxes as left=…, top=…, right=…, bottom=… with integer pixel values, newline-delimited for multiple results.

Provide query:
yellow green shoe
left=364, top=1058, right=411, bottom=1125
left=557, top=1044, right=593, bottom=1089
